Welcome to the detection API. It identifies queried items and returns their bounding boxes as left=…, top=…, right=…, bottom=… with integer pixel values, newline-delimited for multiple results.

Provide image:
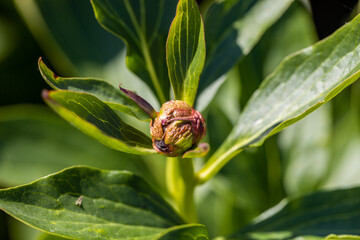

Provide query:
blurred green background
left=0, top=0, right=360, bottom=239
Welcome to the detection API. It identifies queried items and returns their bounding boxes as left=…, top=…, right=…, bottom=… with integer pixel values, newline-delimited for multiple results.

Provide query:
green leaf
left=229, top=187, right=360, bottom=239
left=39, top=58, right=150, bottom=121
left=13, top=0, right=124, bottom=75
left=38, top=233, right=70, bottom=240
left=198, top=14, right=360, bottom=182
left=5, top=215, right=41, bottom=240
left=42, top=90, right=155, bottom=155
left=14, top=0, right=160, bottom=109
left=279, top=105, right=331, bottom=195
left=166, top=0, right=206, bottom=106
left=323, top=133, right=360, bottom=190
left=234, top=2, right=317, bottom=110
left=0, top=104, right=155, bottom=187
left=321, top=89, right=360, bottom=190
left=90, top=0, right=178, bottom=103
left=157, top=224, right=209, bottom=240
left=0, top=166, right=187, bottom=239
left=326, top=235, right=360, bottom=240
left=37, top=224, right=210, bottom=240
left=196, top=0, right=294, bottom=111
left=0, top=17, right=16, bottom=62
left=234, top=13, right=360, bottom=148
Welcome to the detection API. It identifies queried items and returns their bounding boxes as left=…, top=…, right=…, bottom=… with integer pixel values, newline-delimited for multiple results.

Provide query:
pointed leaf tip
left=120, top=85, right=157, bottom=120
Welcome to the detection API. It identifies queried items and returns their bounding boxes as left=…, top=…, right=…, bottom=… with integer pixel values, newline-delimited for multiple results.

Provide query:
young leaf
left=42, top=90, right=155, bottom=155
left=39, top=58, right=150, bottom=121
left=197, top=13, right=360, bottom=183
left=0, top=166, right=187, bottom=239
left=228, top=187, right=360, bottom=239
left=196, top=0, right=295, bottom=111
left=166, top=0, right=206, bottom=107
left=90, top=0, right=178, bottom=103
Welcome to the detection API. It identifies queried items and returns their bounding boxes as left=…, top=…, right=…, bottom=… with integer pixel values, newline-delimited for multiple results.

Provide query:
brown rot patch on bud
left=150, top=100, right=207, bottom=157
left=154, top=139, right=169, bottom=152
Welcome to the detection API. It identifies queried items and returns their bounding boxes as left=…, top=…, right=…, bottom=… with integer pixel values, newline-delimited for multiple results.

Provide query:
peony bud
left=150, top=100, right=206, bottom=157
left=120, top=86, right=207, bottom=157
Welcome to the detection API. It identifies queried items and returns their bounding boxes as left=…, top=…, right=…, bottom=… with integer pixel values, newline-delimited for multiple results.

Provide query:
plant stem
left=196, top=145, right=243, bottom=185
left=166, top=157, right=197, bottom=223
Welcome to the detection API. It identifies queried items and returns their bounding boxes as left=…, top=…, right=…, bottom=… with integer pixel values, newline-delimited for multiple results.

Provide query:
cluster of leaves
left=1, top=0, right=360, bottom=239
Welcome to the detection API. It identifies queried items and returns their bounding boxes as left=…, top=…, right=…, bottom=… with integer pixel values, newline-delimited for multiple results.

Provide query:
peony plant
left=1, top=0, right=360, bottom=239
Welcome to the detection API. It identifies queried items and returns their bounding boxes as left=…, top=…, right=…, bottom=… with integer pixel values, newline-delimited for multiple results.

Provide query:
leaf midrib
left=123, top=0, right=166, bottom=103
left=93, top=0, right=166, bottom=103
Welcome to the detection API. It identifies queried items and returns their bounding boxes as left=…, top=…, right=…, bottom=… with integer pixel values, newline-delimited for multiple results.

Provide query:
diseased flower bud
left=150, top=100, right=206, bottom=157
left=120, top=86, right=207, bottom=157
